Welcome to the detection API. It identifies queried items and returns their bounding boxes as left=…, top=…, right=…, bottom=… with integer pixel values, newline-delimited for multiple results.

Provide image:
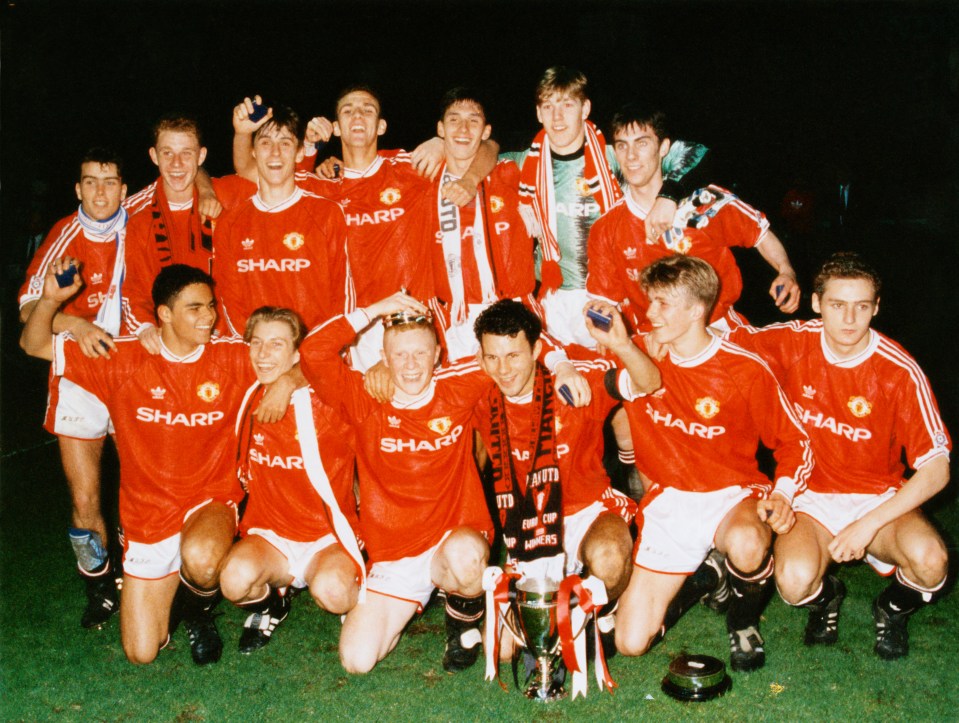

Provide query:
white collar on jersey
left=624, top=189, right=652, bottom=221
left=820, top=327, right=879, bottom=368
left=159, top=338, right=205, bottom=363
left=669, top=331, right=722, bottom=368
left=344, top=156, right=384, bottom=179
left=506, top=390, right=534, bottom=405
left=390, top=378, right=436, bottom=410
left=253, top=186, right=303, bottom=213
left=167, top=198, right=194, bottom=212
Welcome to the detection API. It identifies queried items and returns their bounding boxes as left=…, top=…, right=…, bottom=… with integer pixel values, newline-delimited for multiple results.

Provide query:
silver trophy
left=509, top=575, right=566, bottom=701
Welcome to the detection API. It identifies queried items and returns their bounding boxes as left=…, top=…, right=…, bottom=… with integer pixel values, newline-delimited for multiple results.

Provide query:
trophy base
left=520, top=649, right=567, bottom=702
left=524, top=682, right=567, bottom=702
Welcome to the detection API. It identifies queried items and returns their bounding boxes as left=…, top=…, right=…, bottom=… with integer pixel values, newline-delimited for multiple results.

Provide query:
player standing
left=587, top=104, right=800, bottom=333
left=123, top=115, right=230, bottom=351
left=215, top=106, right=350, bottom=335
left=611, top=255, right=813, bottom=671
left=18, top=148, right=129, bottom=629
left=425, top=88, right=538, bottom=363
left=729, top=252, right=950, bottom=659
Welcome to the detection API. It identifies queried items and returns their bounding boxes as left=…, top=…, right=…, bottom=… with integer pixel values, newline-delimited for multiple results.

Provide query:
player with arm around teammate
left=20, top=263, right=293, bottom=666
left=299, top=293, right=494, bottom=674
left=220, top=307, right=363, bottom=654
left=610, top=254, right=813, bottom=672
left=729, top=252, right=950, bottom=659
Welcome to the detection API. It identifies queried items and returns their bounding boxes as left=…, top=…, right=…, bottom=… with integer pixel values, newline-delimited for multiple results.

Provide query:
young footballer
left=299, top=293, right=493, bottom=674
left=21, top=263, right=297, bottom=666
left=587, top=104, right=800, bottom=333
left=472, top=298, right=661, bottom=659
left=214, top=105, right=350, bottom=336
left=220, top=307, right=363, bottom=654
left=18, top=148, right=129, bottom=629
left=729, top=252, right=950, bottom=659
left=611, top=255, right=813, bottom=671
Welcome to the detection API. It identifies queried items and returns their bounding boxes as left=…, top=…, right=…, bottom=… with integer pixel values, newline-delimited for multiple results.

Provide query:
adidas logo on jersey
left=623, top=247, right=637, bottom=260
left=380, top=424, right=464, bottom=453
left=645, top=403, right=725, bottom=439
left=242, top=238, right=255, bottom=250
left=344, top=207, right=405, bottom=227
left=253, top=433, right=264, bottom=446
left=803, top=385, right=816, bottom=399
left=90, top=273, right=104, bottom=285
left=136, top=407, right=225, bottom=426
left=151, top=386, right=166, bottom=400
left=388, top=416, right=401, bottom=428
left=794, top=403, right=872, bottom=442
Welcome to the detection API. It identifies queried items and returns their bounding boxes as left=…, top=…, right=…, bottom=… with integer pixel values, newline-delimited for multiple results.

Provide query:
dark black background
left=3, top=0, right=958, bottom=473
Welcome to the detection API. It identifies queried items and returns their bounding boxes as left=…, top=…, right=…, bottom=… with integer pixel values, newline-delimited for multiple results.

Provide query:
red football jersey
left=473, top=359, right=618, bottom=517
left=587, top=185, right=768, bottom=329
left=213, top=187, right=350, bottom=335
left=621, top=334, right=813, bottom=499
left=52, top=335, right=251, bottom=543
left=429, top=160, right=535, bottom=306
left=299, top=315, right=493, bottom=562
left=123, top=176, right=248, bottom=334
left=313, top=156, right=436, bottom=306
left=239, top=385, right=359, bottom=542
left=729, top=321, right=951, bottom=495
left=20, top=213, right=121, bottom=324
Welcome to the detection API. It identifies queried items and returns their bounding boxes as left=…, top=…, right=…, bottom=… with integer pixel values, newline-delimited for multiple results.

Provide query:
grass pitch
left=2, top=431, right=957, bottom=722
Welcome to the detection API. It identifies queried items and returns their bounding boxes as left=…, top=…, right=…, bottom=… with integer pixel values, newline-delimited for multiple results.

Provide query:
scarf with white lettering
left=518, top=121, right=621, bottom=294
left=149, top=182, right=212, bottom=271
left=77, top=204, right=128, bottom=336
left=486, top=364, right=563, bottom=563
left=235, top=384, right=366, bottom=601
left=438, top=168, right=497, bottom=325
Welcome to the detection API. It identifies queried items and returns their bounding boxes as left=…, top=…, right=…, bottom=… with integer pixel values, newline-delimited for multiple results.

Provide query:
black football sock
left=726, top=555, right=774, bottom=632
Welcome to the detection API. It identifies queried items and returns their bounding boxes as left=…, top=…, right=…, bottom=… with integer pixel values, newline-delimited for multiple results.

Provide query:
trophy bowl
left=511, top=576, right=566, bottom=702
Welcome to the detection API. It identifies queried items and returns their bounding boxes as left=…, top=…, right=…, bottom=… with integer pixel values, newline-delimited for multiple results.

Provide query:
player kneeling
left=729, top=252, right=950, bottom=659
left=299, top=293, right=494, bottom=674
left=220, top=307, right=364, bottom=653
left=610, top=255, right=813, bottom=671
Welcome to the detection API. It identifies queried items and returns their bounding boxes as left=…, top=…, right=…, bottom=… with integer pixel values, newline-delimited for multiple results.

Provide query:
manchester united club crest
left=197, top=382, right=220, bottom=403
left=489, top=195, right=504, bottom=213
left=427, top=416, right=452, bottom=435
left=694, top=396, right=720, bottom=419
left=282, top=232, right=305, bottom=251
left=554, top=414, right=563, bottom=435
left=847, top=396, right=873, bottom=418
left=380, top=188, right=401, bottom=205
left=575, top=177, right=591, bottom=197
